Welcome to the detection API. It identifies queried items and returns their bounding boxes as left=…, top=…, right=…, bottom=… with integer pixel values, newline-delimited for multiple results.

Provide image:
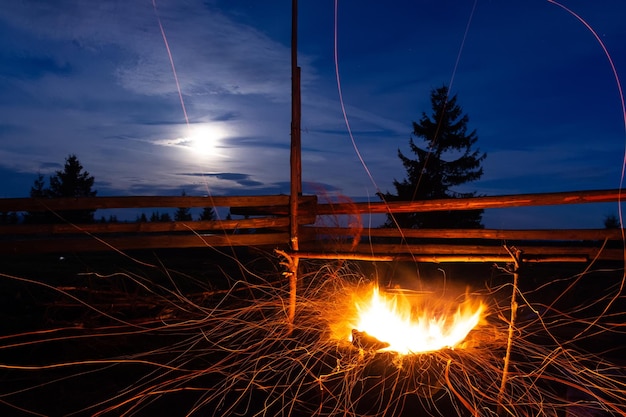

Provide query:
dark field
left=1, top=248, right=625, bottom=416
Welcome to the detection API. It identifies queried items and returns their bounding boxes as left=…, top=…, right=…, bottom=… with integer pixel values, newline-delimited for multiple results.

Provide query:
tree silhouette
left=24, top=173, right=50, bottom=223
left=604, top=214, right=620, bottom=229
left=30, top=173, right=48, bottom=198
left=48, top=155, right=96, bottom=199
left=380, top=85, right=486, bottom=229
left=199, top=207, right=216, bottom=221
left=99, top=215, right=118, bottom=223
left=25, top=154, right=97, bottom=224
left=174, top=191, right=193, bottom=221
left=150, top=211, right=172, bottom=222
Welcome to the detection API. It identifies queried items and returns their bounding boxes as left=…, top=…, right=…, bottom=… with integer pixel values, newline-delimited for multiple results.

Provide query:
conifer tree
left=25, top=155, right=97, bottom=224
left=380, top=85, right=486, bottom=229
left=199, top=207, right=216, bottom=221
left=174, top=191, right=193, bottom=221
left=24, top=173, right=50, bottom=223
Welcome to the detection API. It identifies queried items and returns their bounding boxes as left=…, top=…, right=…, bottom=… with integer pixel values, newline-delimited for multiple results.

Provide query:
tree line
left=1, top=85, right=487, bottom=228
left=1, top=155, right=216, bottom=225
left=1, top=85, right=616, bottom=229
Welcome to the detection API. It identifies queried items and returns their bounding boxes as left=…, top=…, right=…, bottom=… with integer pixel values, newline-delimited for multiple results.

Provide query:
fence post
left=497, top=246, right=522, bottom=416
left=287, top=0, right=302, bottom=335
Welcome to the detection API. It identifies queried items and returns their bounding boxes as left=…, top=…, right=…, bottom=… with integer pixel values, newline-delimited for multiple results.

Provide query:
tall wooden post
left=288, top=0, right=302, bottom=333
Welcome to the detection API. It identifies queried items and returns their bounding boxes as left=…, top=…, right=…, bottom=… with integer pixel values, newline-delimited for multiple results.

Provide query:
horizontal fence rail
left=0, top=195, right=316, bottom=254
left=0, top=190, right=624, bottom=262
left=0, top=195, right=317, bottom=212
left=298, top=226, right=624, bottom=262
left=314, top=189, right=623, bottom=214
left=302, top=189, right=626, bottom=263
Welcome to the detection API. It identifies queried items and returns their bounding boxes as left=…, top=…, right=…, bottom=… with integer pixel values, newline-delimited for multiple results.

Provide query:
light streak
left=0, top=255, right=625, bottom=416
left=152, top=0, right=189, bottom=129
left=1, top=3, right=625, bottom=416
left=546, top=0, right=626, bottom=267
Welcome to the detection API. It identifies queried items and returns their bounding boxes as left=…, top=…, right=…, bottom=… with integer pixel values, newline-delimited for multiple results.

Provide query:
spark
left=1, top=254, right=625, bottom=416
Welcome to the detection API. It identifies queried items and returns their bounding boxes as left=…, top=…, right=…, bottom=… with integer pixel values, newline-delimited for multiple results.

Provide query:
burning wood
left=344, top=286, right=485, bottom=355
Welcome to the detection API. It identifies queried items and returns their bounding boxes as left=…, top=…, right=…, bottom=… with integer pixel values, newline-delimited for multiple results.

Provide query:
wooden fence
left=0, top=195, right=316, bottom=254
left=0, top=189, right=624, bottom=263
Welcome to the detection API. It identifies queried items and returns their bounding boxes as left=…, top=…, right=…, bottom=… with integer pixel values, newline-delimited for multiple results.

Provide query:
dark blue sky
left=0, top=1, right=624, bottom=228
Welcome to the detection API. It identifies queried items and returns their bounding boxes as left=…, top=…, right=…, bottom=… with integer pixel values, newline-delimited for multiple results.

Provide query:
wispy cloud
left=0, top=1, right=624, bottom=228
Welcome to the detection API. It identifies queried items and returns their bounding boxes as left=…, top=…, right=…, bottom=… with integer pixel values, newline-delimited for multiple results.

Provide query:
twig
left=497, top=245, right=522, bottom=416
left=275, top=249, right=299, bottom=335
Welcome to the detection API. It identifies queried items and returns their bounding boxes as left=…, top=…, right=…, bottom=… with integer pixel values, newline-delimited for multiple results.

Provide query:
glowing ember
left=349, top=287, right=484, bottom=355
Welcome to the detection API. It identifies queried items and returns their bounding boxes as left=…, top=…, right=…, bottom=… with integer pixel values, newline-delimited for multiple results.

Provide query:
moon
left=183, top=124, right=224, bottom=156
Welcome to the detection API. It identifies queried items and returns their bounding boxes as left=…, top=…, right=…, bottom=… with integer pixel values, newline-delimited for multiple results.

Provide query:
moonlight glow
left=182, top=124, right=225, bottom=156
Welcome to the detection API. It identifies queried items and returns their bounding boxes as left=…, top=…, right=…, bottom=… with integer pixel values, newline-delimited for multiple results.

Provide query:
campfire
left=343, top=286, right=485, bottom=355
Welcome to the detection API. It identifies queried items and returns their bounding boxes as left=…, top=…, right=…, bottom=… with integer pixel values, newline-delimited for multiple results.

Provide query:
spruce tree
left=25, top=155, right=97, bottom=224
left=49, top=155, right=96, bottom=200
left=380, top=85, right=486, bottom=229
left=24, top=173, right=51, bottom=223
left=49, top=154, right=97, bottom=223
left=199, top=207, right=216, bottom=221
left=174, top=191, right=193, bottom=221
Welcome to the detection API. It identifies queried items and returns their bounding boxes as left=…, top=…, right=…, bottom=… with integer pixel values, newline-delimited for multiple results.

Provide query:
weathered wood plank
left=0, top=195, right=316, bottom=212
left=0, top=233, right=290, bottom=254
left=298, top=242, right=624, bottom=261
left=293, top=251, right=589, bottom=263
left=315, top=189, right=624, bottom=215
left=303, top=226, right=625, bottom=241
left=0, top=191, right=623, bottom=260
left=0, top=215, right=316, bottom=235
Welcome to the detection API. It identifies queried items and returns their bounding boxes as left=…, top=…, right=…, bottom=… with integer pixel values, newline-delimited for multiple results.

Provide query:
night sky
left=0, top=1, right=624, bottom=228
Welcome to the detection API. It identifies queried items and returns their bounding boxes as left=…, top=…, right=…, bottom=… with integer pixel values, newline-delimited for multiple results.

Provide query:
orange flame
left=347, top=287, right=484, bottom=355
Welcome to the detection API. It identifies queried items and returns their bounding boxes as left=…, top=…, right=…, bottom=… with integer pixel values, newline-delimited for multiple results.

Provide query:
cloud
left=178, top=172, right=264, bottom=188
left=0, top=0, right=299, bottom=97
left=0, top=52, right=72, bottom=80
left=0, top=0, right=300, bottom=194
left=0, top=0, right=624, bottom=231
